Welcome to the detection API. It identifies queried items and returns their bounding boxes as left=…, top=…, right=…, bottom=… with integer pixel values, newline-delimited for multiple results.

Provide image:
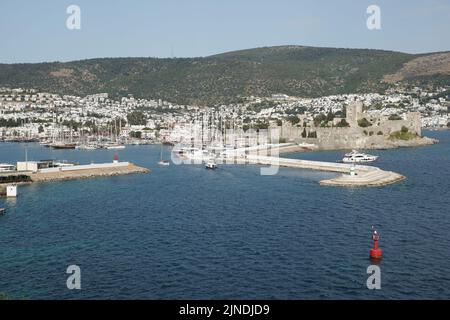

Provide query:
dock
left=0, top=162, right=149, bottom=186
left=234, top=155, right=406, bottom=187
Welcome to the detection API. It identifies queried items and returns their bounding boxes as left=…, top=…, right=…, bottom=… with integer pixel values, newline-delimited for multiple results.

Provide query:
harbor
left=1, top=130, right=449, bottom=299
left=177, top=143, right=406, bottom=187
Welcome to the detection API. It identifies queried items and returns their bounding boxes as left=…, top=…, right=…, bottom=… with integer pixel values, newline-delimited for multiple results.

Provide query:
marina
left=0, top=130, right=449, bottom=299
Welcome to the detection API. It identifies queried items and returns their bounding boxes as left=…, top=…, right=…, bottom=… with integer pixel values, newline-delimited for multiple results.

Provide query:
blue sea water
left=0, top=130, right=449, bottom=300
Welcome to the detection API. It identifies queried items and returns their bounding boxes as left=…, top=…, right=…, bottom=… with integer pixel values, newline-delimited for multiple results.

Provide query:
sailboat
left=158, top=143, right=170, bottom=166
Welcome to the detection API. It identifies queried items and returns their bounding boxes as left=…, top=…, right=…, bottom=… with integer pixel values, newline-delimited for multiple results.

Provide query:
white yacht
left=205, top=160, right=218, bottom=170
left=342, top=150, right=378, bottom=163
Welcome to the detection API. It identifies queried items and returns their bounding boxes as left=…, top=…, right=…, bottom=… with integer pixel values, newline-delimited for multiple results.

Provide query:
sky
left=0, top=0, right=449, bottom=63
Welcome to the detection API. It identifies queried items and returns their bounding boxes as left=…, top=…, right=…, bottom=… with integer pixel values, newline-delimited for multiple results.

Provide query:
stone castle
left=277, top=102, right=422, bottom=150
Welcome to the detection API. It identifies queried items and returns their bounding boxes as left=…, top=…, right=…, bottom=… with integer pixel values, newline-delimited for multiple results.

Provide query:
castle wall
left=277, top=110, right=423, bottom=150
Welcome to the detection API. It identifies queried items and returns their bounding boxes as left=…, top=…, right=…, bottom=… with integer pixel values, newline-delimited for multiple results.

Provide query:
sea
left=0, top=130, right=449, bottom=299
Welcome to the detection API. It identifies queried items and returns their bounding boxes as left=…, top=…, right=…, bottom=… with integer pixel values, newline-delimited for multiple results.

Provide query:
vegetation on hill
left=0, top=46, right=448, bottom=105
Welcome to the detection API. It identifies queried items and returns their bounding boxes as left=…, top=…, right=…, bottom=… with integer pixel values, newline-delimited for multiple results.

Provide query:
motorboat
left=205, top=160, right=218, bottom=170
left=104, top=144, right=126, bottom=150
left=342, top=150, right=378, bottom=163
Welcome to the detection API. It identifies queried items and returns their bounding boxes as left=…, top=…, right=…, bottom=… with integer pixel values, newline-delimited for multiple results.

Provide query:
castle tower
left=346, top=101, right=363, bottom=128
left=406, top=112, right=422, bottom=136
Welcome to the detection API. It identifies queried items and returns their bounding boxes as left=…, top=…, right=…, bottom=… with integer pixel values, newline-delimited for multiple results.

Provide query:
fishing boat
left=342, top=150, right=378, bottom=163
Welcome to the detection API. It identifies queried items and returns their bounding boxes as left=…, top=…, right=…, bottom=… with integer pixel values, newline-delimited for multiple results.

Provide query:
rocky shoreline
left=362, top=136, right=439, bottom=150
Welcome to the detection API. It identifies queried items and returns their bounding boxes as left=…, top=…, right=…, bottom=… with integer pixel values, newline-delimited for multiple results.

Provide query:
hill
left=0, top=46, right=449, bottom=105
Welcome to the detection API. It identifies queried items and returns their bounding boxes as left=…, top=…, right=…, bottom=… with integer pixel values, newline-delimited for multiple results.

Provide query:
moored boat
left=342, top=150, right=378, bottom=163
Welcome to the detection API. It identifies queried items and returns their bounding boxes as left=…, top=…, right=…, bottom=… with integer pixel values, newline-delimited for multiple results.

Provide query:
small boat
left=105, top=144, right=126, bottom=150
left=76, top=144, right=97, bottom=150
left=342, top=150, right=378, bottom=163
left=205, top=160, right=217, bottom=170
left=51, top=143, right=77, bottom=149
left=0, top=208, right=5, bottom=216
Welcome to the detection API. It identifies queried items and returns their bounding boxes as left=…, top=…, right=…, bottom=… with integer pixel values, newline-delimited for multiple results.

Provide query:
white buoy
left=6, top=185, right=17, bottom=197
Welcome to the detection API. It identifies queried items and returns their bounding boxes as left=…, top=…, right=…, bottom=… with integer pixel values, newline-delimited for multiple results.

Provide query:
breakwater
left=234, top=155, right=405, bottom=187
left=0, top=162, right=149, bottom=186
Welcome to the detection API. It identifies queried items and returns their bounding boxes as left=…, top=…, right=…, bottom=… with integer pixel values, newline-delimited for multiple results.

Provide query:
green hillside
left=0, top=46, right=448, bottom=105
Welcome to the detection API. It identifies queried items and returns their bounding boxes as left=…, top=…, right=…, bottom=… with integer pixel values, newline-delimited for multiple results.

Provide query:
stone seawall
left=0, top=163, right=149, bottom=187
left=230, top=155, right=406, bottom=188
left=29, top=163, right=149, bottom=183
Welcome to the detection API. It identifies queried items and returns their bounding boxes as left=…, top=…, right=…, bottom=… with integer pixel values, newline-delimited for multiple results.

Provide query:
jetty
left=29, top=163, right=149, bottom=183
left=226, top=153, right=405, bottom=187
left=0, top=161, right=149, bottom=186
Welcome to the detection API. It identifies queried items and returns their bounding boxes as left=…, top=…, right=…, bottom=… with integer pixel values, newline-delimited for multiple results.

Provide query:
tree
left=326, top=110, right=335, bottom=122
left=358, top=118, right=372, bottom=127
left=307, top=131, right=317, bottom=138
left=38, top=125, right=44, bottom=134
left=313, top=113, right=327, bottom=127
left=130, top=131, right=142, bottom=139
left=301, top=128, right=307, bottom=138
left=287, top=115, right=300, bottom=125
left=127, top=111, right=147, bottom=126
left=336, top=119, right=350, bottom=127
left=388, top=114, right=402, bottom=120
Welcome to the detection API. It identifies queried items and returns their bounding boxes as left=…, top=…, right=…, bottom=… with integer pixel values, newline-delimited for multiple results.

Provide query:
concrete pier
left=0, top=162, right=149, bottom=187
left=29, top=163, right=149, bottom=183
left=239, top=155, right=406, bottom=187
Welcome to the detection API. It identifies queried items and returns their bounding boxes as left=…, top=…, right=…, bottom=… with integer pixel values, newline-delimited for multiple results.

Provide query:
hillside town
left=0, top=85, right=449, bottom=146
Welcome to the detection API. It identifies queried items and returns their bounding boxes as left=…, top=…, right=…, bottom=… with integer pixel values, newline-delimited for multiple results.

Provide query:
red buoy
left=370, top=230, right=382, bottom=259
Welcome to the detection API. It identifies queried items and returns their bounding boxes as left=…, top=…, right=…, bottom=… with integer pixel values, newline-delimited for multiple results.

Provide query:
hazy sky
left=1, top=0, right=449, bottom=63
